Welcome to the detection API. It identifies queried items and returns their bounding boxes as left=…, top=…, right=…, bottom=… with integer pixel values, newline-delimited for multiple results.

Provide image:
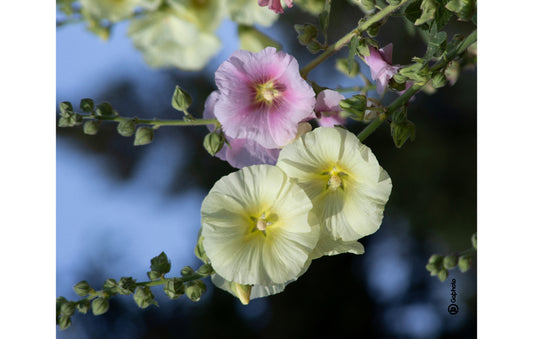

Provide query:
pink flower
left=364, top=43, right=400, bottom=95
left=203, top=91, right=280, bottom=169
left=258, top=0, right=293, bottom=14
left=315, top=89, right=346, bottom=127
left=214, top=47, right=316, bottom=149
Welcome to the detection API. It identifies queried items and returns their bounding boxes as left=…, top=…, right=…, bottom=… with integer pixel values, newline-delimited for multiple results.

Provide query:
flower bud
left=171, top=85, right=192, bottom=112
left=438, top=269, right=449, bottom=282
left=471, top=233, right=477, bottom=250
left=96, top=102, right=115, bottom=117
left=390, top=120, right=416, bottom=148
left=58, top=315, right=72, bottom=330
left=73, top=280, right=92, bottom=297
left=431, top=72, right=447, bottom=89
left=83, top=120, right=100, bottom=135
left=59, top=101, right=73, bottom=116
left=185, top=280, right=207, bottom=302
left=118, top=277, right=137, bottom=295
left=92, top=297, right=110, bottom=316
left=103, top=278, right=118, bottom=295
left=76, top=299, right=91, bottom=314
left=339, top=95, right=367, bottom=120
left=203, top=131, right=224, bottom=156
left=229, top=282, right=251, bottom=305
left=56, top=297, right=67, bottom=315
left=196, top=264, right=214, bottom=276
left=164, top=278, right=185, bottom=299
left=117, top=119, right=136, bottom=137
left=181, top=266, right=194, bottom=277
left=134, top=127, right=154, bottom=146
left=428, top=254, right=443, bottom=265
left=294, top=24, right=318, bottom=45
left=458, top=255, right=472, bottom=273
left=306, top=40, right=323, bottom=54
left=60, top=301, right=76, bottom=317
left=134, top=286, right=157, bottom=309
left=150, top=252, right=171, bottom=275
left=80, top=98, right=95, bottom=113
left=147, top=270, right=162, bottom=281
left=443, top=255, right=458, bottom=269
left=194, top=235, right=208, bottom=263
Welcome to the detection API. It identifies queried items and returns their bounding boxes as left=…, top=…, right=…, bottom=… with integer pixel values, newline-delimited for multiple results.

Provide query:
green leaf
left=150, top=252, right=171, bottom=275
left=425, top=29, right=447, bottom=59
left=80, top=98, right=95, bottom=113
left=336, top=58, right=359, bottom=77
left=171, top=85, right=192, bottom=112
left=238, top=25, right=281, bottom=53
left=404, top=0, right=423, bottom=25
left=415, top=0, right=437, bottom=26
left=134, top=127, right=154, bottom=146
left=347, top=36, right=358, bottom=72
left=445, top=0, right=475, bottom=21
left=318, top=0, right=331, bottom=40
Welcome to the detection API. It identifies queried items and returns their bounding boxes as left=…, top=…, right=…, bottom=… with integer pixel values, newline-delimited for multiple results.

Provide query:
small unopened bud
left=133, top=286, right=157, bottom=309
left=83, top=120, right=100, bottom=135
left=117, top=119, right=136, bottom=137
left=95, top=102, right=115, bottom=117
left=181, top=266, right=194, bottom=277
left=134, top=127, right=154, bottom=146
left=196, top=264, right=214, bottom=276
left=171, top=85, right=192, bottom=112
left=203, top=132, right=224, bottom=156
left=443, top=255, right=458, bottom=269
left=77, top=299, right=91, bottom=314
left=80, top=98, right=95, bottom=113
left=390, top=121, right=416, bottom=148
left=59, top=101, right=73, bottom=116
left=58, top=315, right=72, bottom=330
left=185, top=280, right=207, bottom=302
left=150, top=252, right=171, bottom=275
left=73, top=280, right=92, bottom=297
left=431, top=72, right=447, bottom=89
left=147, top=270, right=162, bottom=281
left=339, top=95, right=367, bottom=120
left=230, top=282, right=252, bottom=305
left=438, top=269, right=449, bottom=282
left=294, top=24, right=318, bottom=45
left=118, top=277, right=137, bottom=295
left=306, top=40, right=323, bottom=54
left=458, top=255, right=472, bottom=273
left=92, top=297, right=110, bottom=316
left=60, top=301, right=76, bottom=317
left=164, top=278, right=185, bottom=299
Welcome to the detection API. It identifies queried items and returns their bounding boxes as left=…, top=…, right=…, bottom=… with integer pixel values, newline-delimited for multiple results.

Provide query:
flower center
left=254, top=81, right=282, bottom=105
left=250, top=212, right=274, bottom=236
left=326, top=166, right=347, bottom=190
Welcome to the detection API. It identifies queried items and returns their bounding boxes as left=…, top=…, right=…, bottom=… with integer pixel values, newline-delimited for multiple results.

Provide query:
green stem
left=299, top=0, right=409, bottom=78
left=84, top=115, right=218, bottom=127
left=357, top=29, right=477, bottom=142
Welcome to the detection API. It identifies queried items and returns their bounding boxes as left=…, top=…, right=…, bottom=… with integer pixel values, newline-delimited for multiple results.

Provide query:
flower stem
left=357, top=29, right=477, bottom=142
left=299, top=0, right=409, bottom=78
left=83, top=115, right=218, bottom=127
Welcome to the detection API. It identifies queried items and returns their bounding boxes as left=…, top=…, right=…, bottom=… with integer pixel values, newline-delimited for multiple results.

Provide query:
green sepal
left=118, top=277, right=137, bottom=295
left=133, top=286, right=158, bottom=309
left=171, top=85, right=192, bottom=112
left=134, top=127, right=154, bottom=146
left=194, top=234, right=208, bottom=263
left=164, top=278, right=185, bottom=299
left=59, top=101, right=74, bottom=116
left=76, top=299, right=91, bottom=314
left=431, top=72, right=447, bottom=88
left=356, top=38, right=370, bottom=57
left=150, top=252, right=171, bottom=275
left=95, top=102, right=115, bottom=117
left=117, top=119, right=136, bottom=137
left=80, top=98, right=95, bottom=113
left=203, top=131, right=225, bottom=156
left=437, top=268, right=449, bottom=282
left=390, top=120, right=416, bottom=148
left=181, top=266, right=194, bottom=277
left=294, top=24, right=318, bottom=46
left=73, top=280, right=92, bottom=297
left=185, top=280, right=207, bottom=302
left=60, top=301, right=76, bottom=317
left=339, top=94, right=367, bottom=120
left=196, top=264, right=214, bottom=276
left=58, top=315, right=72, bottom=330
left=83, top=120, right=100, bottom=135
left=92, top=297, right=110, bottom=316
left=306, top=40, right=324, bottom=54
left=443, top=255, right=458, bottom=269
left=147, top=270, right=162, bottom=281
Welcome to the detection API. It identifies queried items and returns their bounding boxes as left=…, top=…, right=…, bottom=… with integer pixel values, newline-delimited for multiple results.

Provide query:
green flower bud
left=103, top=278, right=118, bottom=294
left=164, top=278, right=185, bottom=299
left=83, top=120, right=100, bottom=135
left=367, top=21, right=381, bottom=38
left=58, top=113, right=83, bottom=128
left=76, top=299, right=91, bottom=314
left=294, top=23, right=318, bottom=45
left=306, top=40, right=323, bottom=54
left=73, top=280, right=92, bottom=297
left=203, top=132, right=224, bottom=156
left=387, top=0, right=402, bottom=4
left=194, top=235, right=208, bottom=263
left=356, top=39, right=370, bottom=57
left=150, top=252, right=171, bottom=275
left=196, top=264, right=214, bottom=276
left=56, top=296, right=68, bottom=314
left=438, top=268, right=449, bottom=282
left=471, top=233, right=477, bottom=250
left=118, top=277, right=137, bottom=295
left=425, top=263, right=438, bottom=273
left=390, top=120, right=416, bottom=148
left=133, top=286, right=157, bottom=309
left=117, top=119, right=136, bottom=137
left=185, top=280, right=207, bottom=302
left=229, top=281, right=252, bottom=305
left=95, top=102, right=115, bottom=117
left=92, top=297, right=110, bottom=316
left=335, top=58, right=359, bottom=77
left=59, top=101, right=74, bottom=116
left=458, top=255, right=472, bottom=273
left=171, top=85, right=192, bottom=112
left=339, top=95, right=367, bottom=120
left=134, top=127, right=154, bottom=146
left=181, top=266, right=194, bottom=277
left=58, top=315, right=72, bottom=330
left=443, top=255, right=458, bottom=269
left=431, top=72, right=447, bottom=89
left=147, top=270, right=162, bottom=281
left=428, top=254, right=443, bottom=265
left=388, top=77, right=407, bottom=91
left=60, top=301, right=76, bottom=317
left=362, top=0, right=376, bottom=10
left=80, top=98, right=95, bottom=113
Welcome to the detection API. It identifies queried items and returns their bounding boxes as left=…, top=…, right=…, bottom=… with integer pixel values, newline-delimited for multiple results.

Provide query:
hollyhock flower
left=258, top=0, right=293, bottom=14
left=277, top=127, right=392, bottom=254
left=203, top=91, right=280, bottom=168
left=364, top=43, right=400, bottom=95
left=201, top=165, right=320, bottom=286
left=213, top=47, right=316, bottom=149
left=80, top=0, right=140, bottom=22
left=315, top=89, right=347, bottom=127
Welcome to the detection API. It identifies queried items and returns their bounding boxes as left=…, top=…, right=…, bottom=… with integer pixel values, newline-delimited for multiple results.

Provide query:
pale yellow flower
left=277, top=127, right=392, bottom=257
